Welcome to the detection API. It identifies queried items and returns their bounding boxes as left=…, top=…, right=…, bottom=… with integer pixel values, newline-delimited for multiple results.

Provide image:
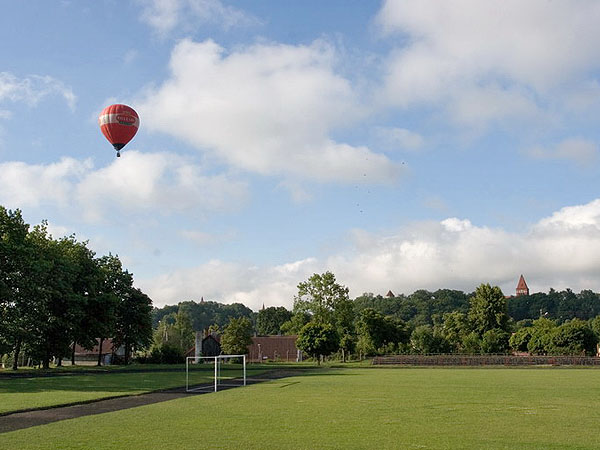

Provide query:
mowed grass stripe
left=2, top=367, right=600, bottom=449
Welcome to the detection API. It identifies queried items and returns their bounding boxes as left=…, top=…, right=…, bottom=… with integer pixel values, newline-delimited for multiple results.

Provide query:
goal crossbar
left=186, top=355, right=246, bottom=393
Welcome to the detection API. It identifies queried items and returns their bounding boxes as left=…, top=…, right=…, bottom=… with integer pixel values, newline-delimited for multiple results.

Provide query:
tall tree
left=468, top=283, right=509, bottom=336
left=296, top=322, right=338, bottom=365
left=294, top=272, right=354, bottom=339
left=95, top=254, right=129, bottom=365
left=0, top=207, right=37, bottom=369
left=256, top=306, right=292, bottom=335
left=221, top=317, right=253, bottom=355
left=114, top=287, right=153, bottom=364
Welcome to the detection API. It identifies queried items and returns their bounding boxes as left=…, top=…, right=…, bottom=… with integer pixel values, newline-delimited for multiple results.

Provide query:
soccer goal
left=186, top=355, right=247, bottom=393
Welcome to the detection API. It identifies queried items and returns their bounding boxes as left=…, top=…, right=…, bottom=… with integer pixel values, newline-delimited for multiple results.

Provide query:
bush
left=145, top=344, right=185, bottom=364
left=480, top=328, right=510, bottom=354
left=462, top=332, right=481, bottom=354
left=547, top=320, right=596, bottom=356
left=509, top=327, right=532, bottom=352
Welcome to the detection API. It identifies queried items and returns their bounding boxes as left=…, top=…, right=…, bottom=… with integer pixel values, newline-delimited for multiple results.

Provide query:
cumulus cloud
left=137, top=39, right=403, bottom=183
left=526, top=138, right=598, bottom=165
left=0, top=151, right=248, bottom=222
left=375, top=0, right=600, bottom=128
left=138, top=0, right=259, bottom=36
left=0, top=72, right=76, bottom=110
left=141, top=198, right=600, bottom=308
left=139, top=257, right=320, bottom=310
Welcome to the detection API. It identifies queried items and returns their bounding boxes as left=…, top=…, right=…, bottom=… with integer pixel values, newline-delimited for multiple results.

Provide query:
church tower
left=516, top=275, right=529, bottom=296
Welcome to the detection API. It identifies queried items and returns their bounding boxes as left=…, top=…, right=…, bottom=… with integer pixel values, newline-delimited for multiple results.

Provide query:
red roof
left=516, top=275, right=529, bottom=295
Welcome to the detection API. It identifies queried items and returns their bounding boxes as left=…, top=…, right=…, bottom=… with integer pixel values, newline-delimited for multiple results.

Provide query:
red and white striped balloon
left=98, top=104, right=139, bottom=157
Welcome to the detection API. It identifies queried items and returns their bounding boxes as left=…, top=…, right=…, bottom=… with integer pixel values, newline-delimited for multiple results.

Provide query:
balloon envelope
left=98, top=104, right=139, bottom=154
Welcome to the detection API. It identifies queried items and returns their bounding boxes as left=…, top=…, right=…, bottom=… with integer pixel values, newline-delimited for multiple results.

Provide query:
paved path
left=0, top=371, right=298, bottom=434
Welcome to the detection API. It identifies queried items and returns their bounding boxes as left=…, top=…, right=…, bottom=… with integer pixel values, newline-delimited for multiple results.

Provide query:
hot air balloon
left=98, top=104, right=139, bottom=157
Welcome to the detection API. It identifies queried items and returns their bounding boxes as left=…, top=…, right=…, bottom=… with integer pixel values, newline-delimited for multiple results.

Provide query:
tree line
left=290, top=274, right=600, bottom=361
left=0, top=207, right=153, bottom=369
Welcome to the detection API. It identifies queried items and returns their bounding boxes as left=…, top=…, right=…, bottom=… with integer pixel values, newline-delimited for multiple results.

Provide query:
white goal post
left=186, top=355, right=246, bottom=393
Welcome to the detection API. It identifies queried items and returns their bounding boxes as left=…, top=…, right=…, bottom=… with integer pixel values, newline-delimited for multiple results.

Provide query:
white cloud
left=375, top=0, right=600, bottom=128
left=138, top=0, right=259, bottom=36
left=0, top=157, right=91, bottom=208
left=0, top=151, right=248, bottom=222
left=373, top=126, right=424, bottom=151
left=139, top=257, right=320, bottom=310
left=137, top=39, right=403, bottom=183
left=526, top=138, right=598, bottom=165
left=141, top=198, right=600, bottom=308
left=0, top=72, right=76, bottom=110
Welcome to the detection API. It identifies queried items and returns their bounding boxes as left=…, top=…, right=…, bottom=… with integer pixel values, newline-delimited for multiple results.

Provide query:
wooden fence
left=372, top=354, right=600, bottom=366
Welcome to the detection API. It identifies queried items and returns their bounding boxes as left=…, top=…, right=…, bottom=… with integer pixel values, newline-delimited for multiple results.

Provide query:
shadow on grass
left=0, top=365, right=321, bottom=395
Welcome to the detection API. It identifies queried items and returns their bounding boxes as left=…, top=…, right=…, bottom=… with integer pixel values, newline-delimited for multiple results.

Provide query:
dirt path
left=0, top=370, right=300, bottom=434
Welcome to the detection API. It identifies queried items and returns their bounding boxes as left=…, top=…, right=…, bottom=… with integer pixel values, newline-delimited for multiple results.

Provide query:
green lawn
left=0, top=364, right=267, bottom=414
left=2, top=367, right=600, bottom=449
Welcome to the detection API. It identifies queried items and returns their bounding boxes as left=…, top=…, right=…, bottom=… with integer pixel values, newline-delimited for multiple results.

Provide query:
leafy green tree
left=509, top=327, right=533, bottom=352
left=256, top=306, right=292, bottom=335
left=221, top=317, right=253, bottom=355
left=339, top=332, right=356, bottom=362
left=468, top=284, right=509, bottom=336
left=0, top=207, right=37, bottom=369
left=527, top=317, right=557, bottom=355
left=296, top=322, right=338, bottom=364
left=294, top=272, right=354, bottom=336
left=480, top=328, right=510, bottom=354
left=114, top=287, right=153, bottom=363
left=590, top=315, right=600, bottom=343
left=280, top=311, right=311, bottom=335
left=153, top=300, right=253, bottom=332
left=438, top=311, right=470, bottom=352
left=95, top=254, right=129, bottom=365
left=462, top=332, right=481, bottom=354
left=547, top=319, right=596, bottom=356
left=356, top=308, right=409, bottom=356
left=410, top=325, right=449, bottom=354
left=153, top=310, right=194, bottom=355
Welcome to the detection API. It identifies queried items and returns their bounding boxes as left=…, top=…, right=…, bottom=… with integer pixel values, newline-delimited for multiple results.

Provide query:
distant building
left=248, top=335, right=301, bottom=362
left=516, top=275, right=529, bottom=296
left=70, top=338, right=125, bottom=365
left=386, top=290, right=395, bottom=298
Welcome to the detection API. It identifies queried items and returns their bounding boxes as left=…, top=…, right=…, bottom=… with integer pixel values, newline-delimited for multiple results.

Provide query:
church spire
left=516, top=275, right=529, bottom=296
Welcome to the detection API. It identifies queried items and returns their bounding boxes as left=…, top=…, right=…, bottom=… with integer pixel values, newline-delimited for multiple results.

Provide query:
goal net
left=186, top=355, right=247, bottom=393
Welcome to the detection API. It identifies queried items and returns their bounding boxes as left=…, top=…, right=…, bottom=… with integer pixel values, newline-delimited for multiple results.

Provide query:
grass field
left=0, top=363, right=268, bottom=414
left=2, top=367, right=600, bottom=449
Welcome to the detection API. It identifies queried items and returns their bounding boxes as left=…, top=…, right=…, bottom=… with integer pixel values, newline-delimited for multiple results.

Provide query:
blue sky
left=2, top=0, right=600, bottom=309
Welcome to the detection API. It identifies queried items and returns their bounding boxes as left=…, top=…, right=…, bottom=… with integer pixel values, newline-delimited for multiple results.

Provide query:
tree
left=256, top=306, right=292, bottom=335
left=509, top=327, right=533, bottom=352
left=480, top=329, right=510, bottom=354
left=296, top=322, right=338, bottom=364
left=152, top=310, right=194, bottom=356
left=410, top=325, right=449, bottom=354
left=221, top=317, right=253, bottom=355
left=113, top=287, right=153, bottom=364
left=280, top=311, right=311, bottom=335
left=294, top=272, right=353, bottom=332
left=95, top=254, right=130, bottom=365
left=527, top=317, right=556, bottom=355
left=461, top=332, right=481, bottom=354
left=356, top=308, right=409, bottom=356
left=547, top=319, right=596, bottom=356
left=0, top=207, right=38, bottom=369
left=468, top=284, right=509, bottom=336
left=438, top=311, right=470, bottom=352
